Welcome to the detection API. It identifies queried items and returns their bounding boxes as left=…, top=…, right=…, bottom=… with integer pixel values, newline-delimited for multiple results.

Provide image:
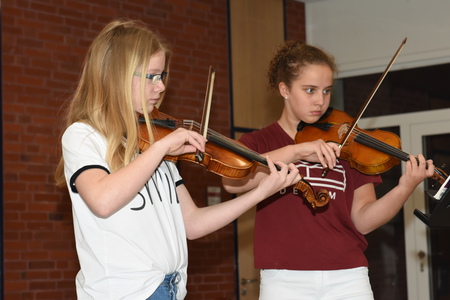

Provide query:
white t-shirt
left=62, top=122, right=188, bottom=299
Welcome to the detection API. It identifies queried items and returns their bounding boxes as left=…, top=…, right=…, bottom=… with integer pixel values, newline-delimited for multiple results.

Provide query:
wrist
left=293, top=144, right=304, bottom=161
left=146, top=140, right=170, bottom=158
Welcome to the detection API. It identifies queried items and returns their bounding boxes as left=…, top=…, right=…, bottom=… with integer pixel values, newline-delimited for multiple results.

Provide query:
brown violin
left=296, top=107, right=448, bottom=184
left=138, top=108, right=330, bottom=208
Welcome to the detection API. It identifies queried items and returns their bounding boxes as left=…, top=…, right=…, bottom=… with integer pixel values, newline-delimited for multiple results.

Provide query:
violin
left=296, top=107, right=448, bottom=184
left=138, top=107, right=331, bottom=208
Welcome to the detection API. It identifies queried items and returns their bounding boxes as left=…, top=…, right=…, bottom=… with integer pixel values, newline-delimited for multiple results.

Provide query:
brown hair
left=266, top=40, right=337, bottom=91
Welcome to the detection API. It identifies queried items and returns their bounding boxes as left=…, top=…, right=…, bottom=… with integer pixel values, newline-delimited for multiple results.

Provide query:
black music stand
left=414, top=178, right=450, bottom=228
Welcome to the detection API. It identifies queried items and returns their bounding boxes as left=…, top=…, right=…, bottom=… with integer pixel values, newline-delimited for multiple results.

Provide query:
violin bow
left=323, top=37, right=407, bottom=177
left=195, top=65, right=216, bottom=162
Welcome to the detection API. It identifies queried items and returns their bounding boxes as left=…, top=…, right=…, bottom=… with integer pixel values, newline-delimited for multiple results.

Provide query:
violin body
left=139, top=109, right=266, bottom=180
left=296, top=108, right=401, bottom=175
left=295, top=108, right=448, bottom=185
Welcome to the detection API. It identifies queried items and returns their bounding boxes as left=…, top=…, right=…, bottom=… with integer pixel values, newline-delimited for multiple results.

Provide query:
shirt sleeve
left=62, top=122, right=110, bottom=193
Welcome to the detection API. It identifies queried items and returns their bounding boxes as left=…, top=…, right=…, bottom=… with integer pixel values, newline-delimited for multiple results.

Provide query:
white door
left=360, top=108, right=450, bottom=300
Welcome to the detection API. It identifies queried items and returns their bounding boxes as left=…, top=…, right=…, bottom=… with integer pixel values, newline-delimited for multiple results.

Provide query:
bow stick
left=195, top=65, right=215, bottom=162
left=322, top=37, right=407, bottom=177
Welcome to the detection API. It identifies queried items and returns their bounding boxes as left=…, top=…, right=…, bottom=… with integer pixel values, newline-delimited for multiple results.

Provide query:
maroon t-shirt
left=239, top=121, right=382, bottom=270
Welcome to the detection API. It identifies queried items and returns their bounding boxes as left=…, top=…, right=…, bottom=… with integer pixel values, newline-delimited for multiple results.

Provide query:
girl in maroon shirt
left=223, top=41, right=434, bottom=300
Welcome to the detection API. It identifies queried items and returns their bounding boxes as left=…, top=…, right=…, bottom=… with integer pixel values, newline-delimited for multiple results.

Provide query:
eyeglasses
left=134, top=71, right=168, bottom=85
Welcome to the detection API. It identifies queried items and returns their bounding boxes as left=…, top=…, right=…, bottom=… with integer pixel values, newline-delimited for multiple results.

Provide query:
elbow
left=222, top=178, right=246, bottom=194
left=184, top=222, right=208, bottom=240
left=358, top=228, right=373, bottom=236
left=222, top=185, right=238, bottom=194
left=93, top=209, right=115, bottom=219
left=221, top=178, right=235, bottom=193
left=186, top=233, right=197, bottom=241
left=83, top=197, right=120, bottom=219
left=354, top=223, right=376, bottom=235
left=90, top=205, right=116, bottom=219
left=185, top=230, right=203, bottom=241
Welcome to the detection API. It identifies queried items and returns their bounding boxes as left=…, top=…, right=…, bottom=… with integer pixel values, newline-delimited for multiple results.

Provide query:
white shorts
left=259, top=267, right=374, bottom=300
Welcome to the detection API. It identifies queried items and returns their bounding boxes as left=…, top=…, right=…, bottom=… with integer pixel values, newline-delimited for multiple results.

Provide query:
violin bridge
left=337, top=123, right=350, bottom=139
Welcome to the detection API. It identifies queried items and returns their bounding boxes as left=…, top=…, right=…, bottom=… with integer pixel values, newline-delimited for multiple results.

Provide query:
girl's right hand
left=256, top=156, right=301, bottom=199
left=155, top=128, right=207, bottom=156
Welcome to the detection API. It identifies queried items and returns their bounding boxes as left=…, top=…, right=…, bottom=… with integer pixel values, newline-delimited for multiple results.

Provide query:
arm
left=180, top=157, right=300, bottom=240
left=222, top=140, right=340, bottom=194
left=75, top=128, right=207, bottom=218
left=351, top=154, right=434, bottom=234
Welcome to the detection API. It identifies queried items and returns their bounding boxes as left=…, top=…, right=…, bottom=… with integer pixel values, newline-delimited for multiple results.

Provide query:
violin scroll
left=294, top=179, right=330, bottom=208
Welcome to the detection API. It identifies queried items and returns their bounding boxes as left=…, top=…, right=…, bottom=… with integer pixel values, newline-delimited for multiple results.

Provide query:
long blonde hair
left=55, top=19, right=171, bottom=187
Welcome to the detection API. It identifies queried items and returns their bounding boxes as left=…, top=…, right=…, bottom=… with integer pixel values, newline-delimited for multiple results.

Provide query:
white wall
left=304, top=0, right=450, bottom=78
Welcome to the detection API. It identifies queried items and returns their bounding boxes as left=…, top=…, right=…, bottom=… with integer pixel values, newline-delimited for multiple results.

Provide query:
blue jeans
left=146, top=272, right=181, bottom=300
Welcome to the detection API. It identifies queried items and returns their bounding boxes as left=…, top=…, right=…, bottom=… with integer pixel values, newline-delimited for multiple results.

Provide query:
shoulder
left=62, top=122, right=108, bottom=153
left=63, top=122, right=104, bottom=142
left=240, top=122, right=279, bottom=141
left=63, top=122, right=95, bottom=138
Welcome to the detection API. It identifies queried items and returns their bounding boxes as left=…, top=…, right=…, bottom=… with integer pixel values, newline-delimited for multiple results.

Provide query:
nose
left=314, top=92, right=326, bottom=107
left=155, top=80, right=166, bottom=93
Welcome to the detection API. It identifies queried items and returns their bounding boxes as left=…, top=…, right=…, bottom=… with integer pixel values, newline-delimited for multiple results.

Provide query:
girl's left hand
left=255, top=156, right=301, bottom=199
left=400, top=154, right=435, bottom=188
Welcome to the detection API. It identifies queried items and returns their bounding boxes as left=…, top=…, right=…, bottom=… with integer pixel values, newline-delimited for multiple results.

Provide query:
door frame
left=359, top=107, right=450, bottom=300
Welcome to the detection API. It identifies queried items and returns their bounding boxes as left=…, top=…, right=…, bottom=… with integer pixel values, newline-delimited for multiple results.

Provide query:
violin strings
left=352, top=129, right=409, bottom=160
left=323, top=124, right=409, bottom=161
left=303, top=123, right=444, bottom=181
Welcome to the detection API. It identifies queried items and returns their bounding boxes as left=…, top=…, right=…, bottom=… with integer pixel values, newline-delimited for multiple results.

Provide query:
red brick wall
left=2, top=1, right=305, bottom=299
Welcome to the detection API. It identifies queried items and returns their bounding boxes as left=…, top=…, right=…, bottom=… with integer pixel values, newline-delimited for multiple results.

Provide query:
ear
left=278, top=82, right=289, bottom=98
